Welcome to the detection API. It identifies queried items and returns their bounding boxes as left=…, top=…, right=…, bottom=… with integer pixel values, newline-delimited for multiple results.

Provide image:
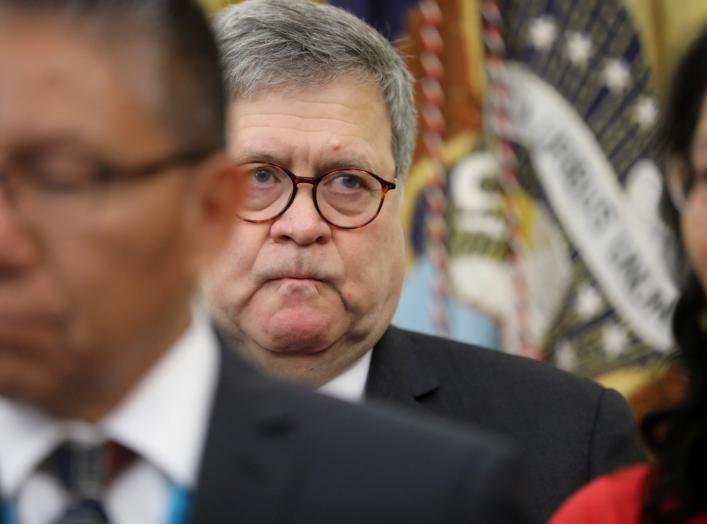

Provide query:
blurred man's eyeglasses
left=235, top=161, right=397, bottom=229
left=666, top=158, right=707, bottom=212
left=0, top=146, right=211, bottom=216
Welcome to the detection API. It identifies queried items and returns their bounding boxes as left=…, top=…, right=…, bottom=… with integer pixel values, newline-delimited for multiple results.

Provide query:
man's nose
left=269, top=184, right=332, bottom=245
left=0, top=187, right=39, bottom=273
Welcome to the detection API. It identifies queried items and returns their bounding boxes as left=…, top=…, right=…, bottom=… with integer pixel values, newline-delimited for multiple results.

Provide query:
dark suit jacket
left=187, top=345, right=534, bottom=523
left=366, top=326, right=646, bottom=523
left=0, top=342, right=532, bottom=524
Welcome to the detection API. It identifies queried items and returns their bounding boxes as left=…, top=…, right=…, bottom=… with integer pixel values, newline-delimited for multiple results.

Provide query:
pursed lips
left=251, top=263, right=346, bottom=302
left=266, top=274, right=326, bottom=285
left=253, top=254, right=341, bottom=289
left=258, top=267, right=333, bottom=284
left=262, top=275, right=328, bottom=298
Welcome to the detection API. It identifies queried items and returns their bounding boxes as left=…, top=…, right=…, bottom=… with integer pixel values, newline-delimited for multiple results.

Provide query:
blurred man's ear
left=188, top=151, right=242, bottom=271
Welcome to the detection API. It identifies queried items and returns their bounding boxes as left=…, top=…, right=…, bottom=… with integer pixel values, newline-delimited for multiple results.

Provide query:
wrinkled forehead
left=229, top=78, right=392, bottom=148
left=228, top=77, right=394, bottom=167
left=230, top=70, right=390, bottom=126
left=0, top=12, right=169, bottom=158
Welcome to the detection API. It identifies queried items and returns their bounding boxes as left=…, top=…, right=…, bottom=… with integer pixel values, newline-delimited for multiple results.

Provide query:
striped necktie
left=40, top=440, right=134, bottom=524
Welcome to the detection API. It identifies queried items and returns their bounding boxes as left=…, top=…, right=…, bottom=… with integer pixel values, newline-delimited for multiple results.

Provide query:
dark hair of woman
left=640, top=26, right=707, bottom=524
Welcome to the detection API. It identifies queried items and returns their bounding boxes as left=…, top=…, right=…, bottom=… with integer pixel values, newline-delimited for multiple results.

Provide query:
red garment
left=549, top=464, right=707, bottom=524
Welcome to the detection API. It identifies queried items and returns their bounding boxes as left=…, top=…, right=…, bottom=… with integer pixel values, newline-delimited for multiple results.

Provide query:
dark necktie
left=40, top=440, right=134, bottom=524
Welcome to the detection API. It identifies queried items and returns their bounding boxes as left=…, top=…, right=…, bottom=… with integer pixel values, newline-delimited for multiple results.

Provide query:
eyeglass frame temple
left=0, top=147, right=214, bottom=195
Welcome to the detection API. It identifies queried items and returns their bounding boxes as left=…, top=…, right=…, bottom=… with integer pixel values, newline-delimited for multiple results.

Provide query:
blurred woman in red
left=550, top=28, right=707, bottom=524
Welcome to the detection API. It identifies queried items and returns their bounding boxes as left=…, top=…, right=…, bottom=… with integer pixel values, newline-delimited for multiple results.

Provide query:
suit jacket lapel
left=190, top=339, right=299, bottom=524
left=365, top=326, right=439, bottom=408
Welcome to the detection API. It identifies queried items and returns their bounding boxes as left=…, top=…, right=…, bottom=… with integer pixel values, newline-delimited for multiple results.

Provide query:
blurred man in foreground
left=0, top=1, right=532, bottom=522
left=205, top=0, right=646, bottom=520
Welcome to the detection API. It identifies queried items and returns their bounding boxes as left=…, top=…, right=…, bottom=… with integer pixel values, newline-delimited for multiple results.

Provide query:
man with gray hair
left=204, top=0, right=646, bottom=521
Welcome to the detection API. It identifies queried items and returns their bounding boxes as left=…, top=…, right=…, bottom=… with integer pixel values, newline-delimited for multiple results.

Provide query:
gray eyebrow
left=318, top=158, right=377, bottom=173
left=233, top=149, right=378, bottom=174
left=233, top=149, right=283, bottom=165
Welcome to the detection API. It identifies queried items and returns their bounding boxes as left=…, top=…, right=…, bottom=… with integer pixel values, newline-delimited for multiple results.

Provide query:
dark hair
left=659, top=28, right=707, bottom=239
left=0, top=0, right=226, bottom=152
left=641, top=26, right=707, bottom=524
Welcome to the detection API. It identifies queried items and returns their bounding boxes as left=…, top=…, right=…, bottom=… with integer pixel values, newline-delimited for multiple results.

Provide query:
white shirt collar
left=317, top=349, right=372, bottom=403
left=0, top=306, right=219, bottom=497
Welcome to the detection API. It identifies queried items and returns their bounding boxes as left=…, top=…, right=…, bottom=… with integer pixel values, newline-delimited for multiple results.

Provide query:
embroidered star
left=602, top=59, right=631, bottom=93
left=575, top=285, right=602, bottom=318
left=555, top=341, right=578, bottom=372
left=634, top=96, right=659, bottom=129
left=528, top=17, right=557, bottom=51
left=603, top=325, right=629, bottom=358
left=565, top=32, right=592, bottom=67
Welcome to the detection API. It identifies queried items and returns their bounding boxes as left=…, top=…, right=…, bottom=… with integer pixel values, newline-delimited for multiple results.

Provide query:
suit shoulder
left=274, top=382, right=532, bottom=523
left=216, top=348, right=513, bottom=463
left=285, top=375, right=509, bottom=452
left=203, top=347, right=533, bottom=523
left=392, top=327, right=618, bottom=406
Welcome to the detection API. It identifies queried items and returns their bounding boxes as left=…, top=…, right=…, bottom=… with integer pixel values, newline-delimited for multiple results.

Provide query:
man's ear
left=188, top=151, right=242, bottom=271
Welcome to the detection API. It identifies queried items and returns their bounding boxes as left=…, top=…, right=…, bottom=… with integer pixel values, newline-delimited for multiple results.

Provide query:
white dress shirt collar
left=0, top=305, right=219, bottom=498
left=317, top=349, right=372, bottom=403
